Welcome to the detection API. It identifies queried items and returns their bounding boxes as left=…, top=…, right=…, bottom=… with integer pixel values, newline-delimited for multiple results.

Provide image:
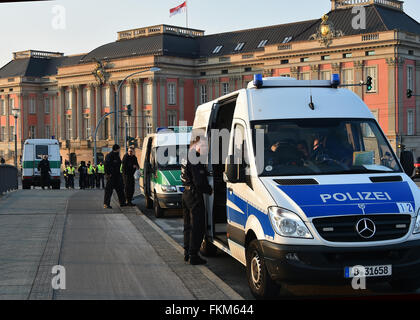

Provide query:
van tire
left=200, top=236, right=218, bottom=257
left=246, top=240, right=279, bottom=299
left=154, top=192, right=164, bottom=218
left=145, top=196, right=153, bottom=209
left=389, top=278, right=420, bottom=292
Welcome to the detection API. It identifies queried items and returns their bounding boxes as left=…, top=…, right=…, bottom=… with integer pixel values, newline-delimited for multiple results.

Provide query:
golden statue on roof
left=309, top=14, right=344, bottom=47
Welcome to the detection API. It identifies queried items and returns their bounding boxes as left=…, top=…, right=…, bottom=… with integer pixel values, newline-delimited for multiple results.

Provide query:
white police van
left=193, top=74, right=420, bottom=299
left=21, top=139, right=61, bottom=189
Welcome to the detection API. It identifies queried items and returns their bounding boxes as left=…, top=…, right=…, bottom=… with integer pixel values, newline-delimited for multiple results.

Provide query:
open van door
left=142, top=137, right=154, bottom=209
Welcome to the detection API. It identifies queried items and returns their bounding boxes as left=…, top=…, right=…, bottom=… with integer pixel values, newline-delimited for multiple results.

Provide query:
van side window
left=233, top=124, right=250, bottom=174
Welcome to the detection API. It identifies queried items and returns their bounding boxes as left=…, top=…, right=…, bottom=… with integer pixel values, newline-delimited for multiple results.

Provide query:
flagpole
left=186, top=0, right=188, bottom=28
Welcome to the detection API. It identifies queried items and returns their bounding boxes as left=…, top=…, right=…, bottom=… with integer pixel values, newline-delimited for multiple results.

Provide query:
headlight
left=161, top=185, right=177, bottom=193
left=414, top=209, right=420, bottom=234
left=268, top=207, right=313, bottom=239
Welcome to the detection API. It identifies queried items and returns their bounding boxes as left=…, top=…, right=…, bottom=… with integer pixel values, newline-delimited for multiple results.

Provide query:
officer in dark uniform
left=103, top=144, right=126, bottom=209
left=38, top=155, right=51, bottom=190
left=181, top=136, right=212, bottom=265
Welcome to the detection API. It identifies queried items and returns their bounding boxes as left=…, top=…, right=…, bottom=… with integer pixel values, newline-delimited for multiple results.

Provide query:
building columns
left=354, top=60, right=365, bottom=99
left=94, top=84, right=102, bottom=140
left=76, top=85, right=82, bottom=140
left=135, top=79, right=143, bottom=139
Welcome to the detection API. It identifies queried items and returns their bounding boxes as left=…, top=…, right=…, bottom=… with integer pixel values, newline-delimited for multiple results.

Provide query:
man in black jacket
left=37, top=155, right=51, bottom=190
left=181, top=136, right=212, bottom=265
left=103, top=144, right=126, bottom=209
left=121, top=147, right=139, bottom=206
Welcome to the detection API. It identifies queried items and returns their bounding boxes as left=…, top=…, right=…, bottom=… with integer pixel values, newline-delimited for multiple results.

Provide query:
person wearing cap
left=103, top=144, right=126, bottom=209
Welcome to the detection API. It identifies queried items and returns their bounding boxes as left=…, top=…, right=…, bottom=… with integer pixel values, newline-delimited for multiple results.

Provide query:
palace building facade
left=0, top=0, right=419, bottom=164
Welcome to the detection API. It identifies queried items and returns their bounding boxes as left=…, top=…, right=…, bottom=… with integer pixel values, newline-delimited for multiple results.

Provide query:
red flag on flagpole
left=169, top=1, right=187, bottom=17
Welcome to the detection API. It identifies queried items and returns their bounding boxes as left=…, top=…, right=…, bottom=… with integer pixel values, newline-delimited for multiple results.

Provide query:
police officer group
left=62, top=144, right=139, bottom=209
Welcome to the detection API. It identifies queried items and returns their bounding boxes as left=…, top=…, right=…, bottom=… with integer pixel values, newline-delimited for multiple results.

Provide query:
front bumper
left=261, top=239, right=420, bottom=285
left=157, top=193, right=183, bottom=209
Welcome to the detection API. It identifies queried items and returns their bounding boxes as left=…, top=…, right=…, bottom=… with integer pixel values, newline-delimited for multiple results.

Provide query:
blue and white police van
left=192, top=74, right=420, bottom=299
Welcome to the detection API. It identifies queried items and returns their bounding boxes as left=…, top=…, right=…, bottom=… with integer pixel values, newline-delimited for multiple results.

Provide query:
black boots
left=189, top=255, right=207, bottom=265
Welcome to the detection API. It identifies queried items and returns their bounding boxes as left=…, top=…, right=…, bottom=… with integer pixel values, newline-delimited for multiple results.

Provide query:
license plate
left=344, top=265, right=392, bottom=278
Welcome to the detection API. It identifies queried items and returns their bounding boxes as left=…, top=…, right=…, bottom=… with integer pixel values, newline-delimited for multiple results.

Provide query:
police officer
left=64, top=164, right=70, bottom=189
left=97, top=162, right=105, bottom=189
left=121, top=147, right=139, bottom=206
left=103, top=144, right=126, bottom=209
left=67, top=164, right=75, bottom=189
left=181, top=136, right=212, bottom=265
left=87, top=161, right=95, bottom=189
left=78, top=161, right=88, bottom=190
left=38, top=155, right=51, bottom=190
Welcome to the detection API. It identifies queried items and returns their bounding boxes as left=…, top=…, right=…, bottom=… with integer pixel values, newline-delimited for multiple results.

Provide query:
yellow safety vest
left=97, top=164, right=105, bottom=174
left=87, top=166, right=93, bottom=175
left=68, top=167, right=75, bottom=175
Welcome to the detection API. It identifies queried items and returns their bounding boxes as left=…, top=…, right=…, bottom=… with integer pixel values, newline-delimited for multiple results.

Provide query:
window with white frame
left=44, top=97, right=50, bottom=114
left=84, top=117, right=90, bottom=139
left=45, top=125, right=51, bottom=139
left=29, top=97, right=36, bottom=114
left=122, top=85, right=131, bottom=106
left=320, top=70, right=331, bottom=80
left=200, top=85, right=208, bottom=104
left=257, top=40, right=268, bottom=48
left=65, top=90, right=71, bottom=109
left=102, top=87, right=110, bottom=107
left=212, top=45, right=223, bottom=54
left=408, top=109, right=415, bottom=136
left=144, top=83, right=152, bottom=105
left=168, top=83, right=176, bottom=105
left=342, top=69, right=354, bottom=92
left=234, top=43, right=245, bottom=52
left=407, top=65, right=414, bottom=91
left=0, top=100, right=4, bottom=115
left=168, top=111, right=177, bottom=127
left=366, top=66, right=378, bottom=93
left=222, top=83, right=229, bottom=96
left=9, top=98, right=14, bottom=112
left=145, top=116, right=153, bottom=134
left=82, top=87, right=88, bottom=109
left=29, top=125, right=36, bottom=139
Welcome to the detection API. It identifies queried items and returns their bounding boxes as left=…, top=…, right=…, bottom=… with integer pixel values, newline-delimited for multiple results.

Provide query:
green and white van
left=139, top=128, right=191, bottom=217
left=22, top=139, right=61, bottom=189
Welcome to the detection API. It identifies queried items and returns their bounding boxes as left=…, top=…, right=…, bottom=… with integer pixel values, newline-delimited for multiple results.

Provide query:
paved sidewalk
left=0, top=189, right=241, bottom=300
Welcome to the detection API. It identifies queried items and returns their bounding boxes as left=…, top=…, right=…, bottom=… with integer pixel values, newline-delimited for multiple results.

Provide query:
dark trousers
left=79, top=174, right=86, bottom=189
left=40, top=173, right=50, bottom=189
left=97, top=174, right=105, bottom=189
left=68, top=175, right=74, bottom=188
left=64, top=175, right=69, bottom=188
left=104, top=175, right=126, bottom=206
left=182, top=189, right=205, bottom=256
left=88, top=174, right=95, bottom=188
left=123, top=175, right=135, bottom=203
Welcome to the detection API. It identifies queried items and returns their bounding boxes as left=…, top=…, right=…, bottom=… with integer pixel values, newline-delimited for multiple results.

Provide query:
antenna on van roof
left=308, top=78, right=315, bottom=110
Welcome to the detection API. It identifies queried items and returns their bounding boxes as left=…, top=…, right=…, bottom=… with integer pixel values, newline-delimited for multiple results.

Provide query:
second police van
left=192, top=74, right=420, bottom=298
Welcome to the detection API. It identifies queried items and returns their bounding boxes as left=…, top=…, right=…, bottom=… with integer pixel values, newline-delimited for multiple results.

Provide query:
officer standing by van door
left=103, top=144, right=126, bottom=209
left=38, top=155, right=52, bottom=190
left=181, top=136, right=212, bottom=265
left=121, top=147, right=139, bottom=206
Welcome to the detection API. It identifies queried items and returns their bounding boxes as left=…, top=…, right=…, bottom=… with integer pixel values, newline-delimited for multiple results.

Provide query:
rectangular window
left=9, top=126, right=14, bottom=141
left=212, top=45, right=223, bottom=54
left=83, top=87, right=89, bottom=109
left=65, top=90, right=71, bottom=109
left=168, top=112, right=177, bottom=127
left=45, top=125, right=51, bottom=139
left=35, top=145, right=48, bottom=159
left=234, top=43, right=245, bottom=51
left=0, top=100, right=4, bottom=115
left=66, top=119, right=72, bottom=140
left=257, top=40, right=268, bottom=48
left=30, top=126, right=36, bottom=139
left=9, top=98, right=14, bottom=111
left=300, top=57, right=309, bottom=63
left=84, top=117, right=90, bottom=139
left=122, top=85, right=131, bottom=106
left=343, top=53, right=353, bottom=58
left=29, top=98, right=36, bottom=114
left=168, top=83, right=176, bottom=105
left=45, top=97, right=50, bottom=114
left=366, top=50, right=375, bottom=56
left=321, top=55, right=331, bottom=61
left=320, top=70, right=332, bottom=80
left=0, top=126, right=4, bottom=141
left=280, top=59, right=289, bottom=64
left=342, top=69, right=354, bottom=92
left=222, top=83, right=229, bottom=96
left=145, top=116, right=153, bottom=134
left=366, top=66, right=378, bottom=93
left=200, top=85, right=208, bottom=104
left=408, top=109, right=415, bottom=136
left=102, top=87, right=110, bottom=107
left=143, top=83, right=152, bottom=105
left=407, top=65, right=414, bottom=91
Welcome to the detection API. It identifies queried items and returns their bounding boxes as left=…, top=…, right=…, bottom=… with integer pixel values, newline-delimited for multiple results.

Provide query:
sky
left=0, top=0, right=419, bottom=68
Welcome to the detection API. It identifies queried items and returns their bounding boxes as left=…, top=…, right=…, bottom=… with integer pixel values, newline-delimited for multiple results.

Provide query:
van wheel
left=154, top=192, right=164, bottom=218
left=145, top=196, right=153, bottom=209
left=200, top=236, right=218, bottom=257
left=389, top=278, right=420, bottom=292
left=246, top=240, right=279, bottom=299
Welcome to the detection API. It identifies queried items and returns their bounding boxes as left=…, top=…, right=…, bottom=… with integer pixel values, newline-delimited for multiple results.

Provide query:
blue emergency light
left=331, top=74, right=340, bottom=88
left=253, top=74, right=263, bottom=89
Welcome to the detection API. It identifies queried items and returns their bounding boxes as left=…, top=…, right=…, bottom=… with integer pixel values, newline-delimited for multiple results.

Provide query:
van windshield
left=154, top=145, right=188, bottom=170
left=251, top=118, right=402, bottom=177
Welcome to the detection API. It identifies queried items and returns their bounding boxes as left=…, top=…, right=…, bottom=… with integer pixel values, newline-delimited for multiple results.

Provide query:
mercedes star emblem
left=356, top=218, right=376, bottom=239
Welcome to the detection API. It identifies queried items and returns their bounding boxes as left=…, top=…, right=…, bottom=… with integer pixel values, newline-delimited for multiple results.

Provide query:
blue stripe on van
left=277, top=182, right=414, bottom=218
left=227, top=190, right=275, bottom=238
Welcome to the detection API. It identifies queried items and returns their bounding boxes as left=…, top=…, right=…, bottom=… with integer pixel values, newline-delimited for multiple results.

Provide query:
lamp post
left=95, top=67, right=161, bottom=166
left=11, top=108, right=20, bottom=168
left=115, top=67, right=160, bottom=145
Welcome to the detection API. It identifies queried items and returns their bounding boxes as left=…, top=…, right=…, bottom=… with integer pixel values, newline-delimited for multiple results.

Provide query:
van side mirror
left=224, top=155, right=245, bottom=183
left=400, top=151, right=414, bottom=177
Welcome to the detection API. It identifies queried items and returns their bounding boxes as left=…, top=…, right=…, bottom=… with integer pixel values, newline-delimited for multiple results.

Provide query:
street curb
left=131, top=205, right=244, bottom=300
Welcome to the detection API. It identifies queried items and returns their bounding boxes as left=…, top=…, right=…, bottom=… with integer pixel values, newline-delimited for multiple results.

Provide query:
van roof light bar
left=250, top=74, right=341, bottom=89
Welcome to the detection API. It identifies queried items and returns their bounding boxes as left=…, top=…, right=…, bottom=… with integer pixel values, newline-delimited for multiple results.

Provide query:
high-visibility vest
left=97, top=164, right=105, bottom=174
left=64, top=166, right=69, bottom=176
left=87, top=166, right=93, bottom=175
left=68, top=167, right=75, bottom=175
